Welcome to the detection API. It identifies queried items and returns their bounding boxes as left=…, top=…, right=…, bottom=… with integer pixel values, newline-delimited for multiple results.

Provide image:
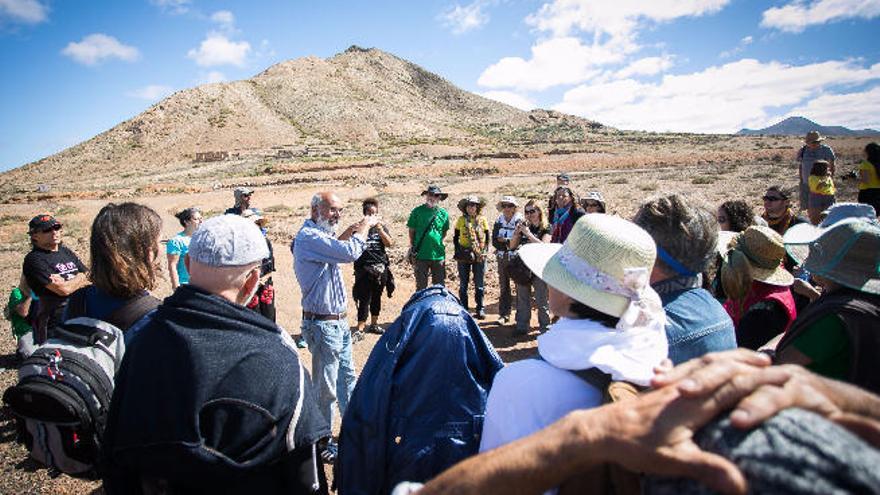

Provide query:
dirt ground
left=0, top=138, right=870, bottom=493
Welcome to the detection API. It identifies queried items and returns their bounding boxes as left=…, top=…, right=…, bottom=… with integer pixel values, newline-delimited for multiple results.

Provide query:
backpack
left=2, top=292, right=159, bottom=478
left=336, top=286, right=504, bottom=495
left=553, top=362, right=644, bottom=495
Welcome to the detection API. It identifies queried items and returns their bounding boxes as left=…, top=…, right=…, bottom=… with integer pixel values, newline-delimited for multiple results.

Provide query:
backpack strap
left=103, top=293, right=160, bottom=331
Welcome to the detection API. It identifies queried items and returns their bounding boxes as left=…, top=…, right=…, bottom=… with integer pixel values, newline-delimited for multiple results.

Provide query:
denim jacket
left=654, top=276, right=737, bottom=365
left=337, top=286, right=504, bottom=495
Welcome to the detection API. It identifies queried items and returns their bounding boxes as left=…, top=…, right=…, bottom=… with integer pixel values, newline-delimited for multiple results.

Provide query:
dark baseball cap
left=28, top=214, right=61, bottom=234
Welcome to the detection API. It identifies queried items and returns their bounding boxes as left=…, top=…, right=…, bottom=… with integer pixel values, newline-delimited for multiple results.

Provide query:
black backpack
left=2, top=291, right=158, bottom=478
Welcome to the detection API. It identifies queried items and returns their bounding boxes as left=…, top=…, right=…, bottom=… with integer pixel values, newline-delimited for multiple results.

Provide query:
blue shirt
left=166, top=232, right=191, bottom=284
left=292, top=219, right=366, bottom=315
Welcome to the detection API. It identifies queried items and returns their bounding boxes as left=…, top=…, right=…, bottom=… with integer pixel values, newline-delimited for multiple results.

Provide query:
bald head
left=186, top=258, right=261, bottom=306
left=311, top=192, right=343, bottom=227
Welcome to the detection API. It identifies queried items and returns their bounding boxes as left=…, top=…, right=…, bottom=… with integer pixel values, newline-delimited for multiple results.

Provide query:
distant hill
left=738, top=116, right=880, bottom=137
left=1, top=46, right=606, bottom=192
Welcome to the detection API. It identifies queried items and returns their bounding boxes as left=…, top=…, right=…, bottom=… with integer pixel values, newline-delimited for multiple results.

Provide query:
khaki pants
left=414, top=259, right=445, bottom=290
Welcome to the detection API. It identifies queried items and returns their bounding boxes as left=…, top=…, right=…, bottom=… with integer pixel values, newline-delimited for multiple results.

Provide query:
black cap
left=421, top=185, right=449, bottom=200
left=28, top=214, right=61, bottom=234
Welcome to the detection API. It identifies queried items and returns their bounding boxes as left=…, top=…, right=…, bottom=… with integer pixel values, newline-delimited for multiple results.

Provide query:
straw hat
left=496, top=195, right=519, bottom=212
left=457, top=195, right=486, bottom=214
left=802, top=219, right=880, bottom=295
left=518, top=214, right=659, bottom=318
left=718, top=225, right=793, bottom=286
left=783, top=203, right=877, bottom=264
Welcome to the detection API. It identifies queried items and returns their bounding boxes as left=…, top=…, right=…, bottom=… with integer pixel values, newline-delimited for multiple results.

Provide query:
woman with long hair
left=167, top=207, right=202, bottom=290
left=858, top=142, right=880, bottom=215
left=65, top=202, right=163, bottom=343
left=509, top=199, right=551, bottom=335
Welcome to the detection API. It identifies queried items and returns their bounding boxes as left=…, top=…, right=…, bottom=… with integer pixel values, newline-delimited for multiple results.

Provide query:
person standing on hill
left=492, top=196, right=522, bottom=325
left=167, top=207, right=202, bottom=290
left=797, top=131, right=835, bottom=211
left=225, top=186, right=254, bottom=215
left=407, top=185, right=450, bottom=290
left=293, top=191, right=371, bottom=463
left=858, top=142, right=880, bottom=214
left=352, top=198, right=394, bottom=336
left=22, top=214, right=89, bottom=344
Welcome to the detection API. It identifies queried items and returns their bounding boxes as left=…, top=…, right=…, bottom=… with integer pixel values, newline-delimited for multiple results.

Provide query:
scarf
left=537, top=316, right=668, bottom=386
left=463, top=215, right=485, bottom=255
left=763, top=208, right=795, bottom=235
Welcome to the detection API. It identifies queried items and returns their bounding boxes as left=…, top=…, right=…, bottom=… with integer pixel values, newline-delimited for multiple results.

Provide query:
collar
left=652, top=274, right=703, bottom=295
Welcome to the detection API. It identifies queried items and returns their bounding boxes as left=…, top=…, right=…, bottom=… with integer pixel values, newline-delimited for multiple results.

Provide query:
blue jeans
left=301, top=318, right=357, bottom=430
left=457, top=261, right=485, bottom=311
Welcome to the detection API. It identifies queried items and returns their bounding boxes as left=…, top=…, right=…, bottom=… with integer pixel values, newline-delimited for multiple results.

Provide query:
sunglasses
left=524, top=208, right=538, bottom=214
left=40, top=224, right=62, bottom=233
left=762, top=196, right=784, bottom=202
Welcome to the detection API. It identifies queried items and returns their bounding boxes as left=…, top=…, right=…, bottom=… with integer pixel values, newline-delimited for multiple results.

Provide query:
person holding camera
left=509, top=199, right=552, bottom=335
left=453, top=196, right=490, bottom=319
left=492, top=196, right=522, bottom=325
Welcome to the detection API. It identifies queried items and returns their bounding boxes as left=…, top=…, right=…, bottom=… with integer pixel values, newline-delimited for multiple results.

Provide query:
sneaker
left=498, top=315, right=510, bottom=325
left=352, top=330, right=365, bottom=343
left=367, top=324, right=385, bottom=335
left=475, top=308, right=486, bottom=320
left=295, top=336, right=307, bottom=349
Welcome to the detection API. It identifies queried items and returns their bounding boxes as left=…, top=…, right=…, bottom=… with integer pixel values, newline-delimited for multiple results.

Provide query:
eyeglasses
left=762, top=196, right=784, bottom=202
left=40, top=224, right=62, bottom=233
left=524, top=208, right=538, bottom=214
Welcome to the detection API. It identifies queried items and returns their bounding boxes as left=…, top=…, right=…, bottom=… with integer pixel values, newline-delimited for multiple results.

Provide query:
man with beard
left=103, top=214, right=329, bottom=494
left=407, top=185, right=450, bottom=290
left=293, top=192, right=371, bottom=463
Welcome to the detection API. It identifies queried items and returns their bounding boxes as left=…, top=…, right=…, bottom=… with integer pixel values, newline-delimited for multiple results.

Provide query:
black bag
left=454, top=247, right=476, bottom=263
left=2, top=292, right=158, bottom=478
left=507, top=251, right=534, bottom=285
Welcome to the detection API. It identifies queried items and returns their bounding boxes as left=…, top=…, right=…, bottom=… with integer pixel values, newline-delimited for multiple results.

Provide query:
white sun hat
left=518, top=213, right=660, bottom=321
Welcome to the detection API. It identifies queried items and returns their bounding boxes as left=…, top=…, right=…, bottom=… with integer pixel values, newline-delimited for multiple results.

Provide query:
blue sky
left=1, top=0, right=878, bottom=171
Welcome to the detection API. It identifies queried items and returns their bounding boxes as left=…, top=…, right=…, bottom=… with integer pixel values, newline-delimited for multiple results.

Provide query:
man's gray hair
left=311, top=193, right=324, bottom=210
left=633, top=194, right=718, bottom=275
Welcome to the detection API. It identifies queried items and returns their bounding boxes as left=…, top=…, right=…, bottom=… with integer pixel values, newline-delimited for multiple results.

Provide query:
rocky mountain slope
left=1, top=46, right=605, bottom=195
left=738, top=116, right=879, bottom=137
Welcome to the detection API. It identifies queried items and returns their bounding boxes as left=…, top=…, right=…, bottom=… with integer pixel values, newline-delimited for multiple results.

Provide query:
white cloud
left=479, top=1, right=729, bottom=92
left=150, top=0, right=190, bottom=15
left=762, top=0, right=880, bottom=33
left=200, top=71, right=227, bottom=84
left=526, top=0, right=730, bottom=38
left=127, top=85, right=174, bottom=101
left=61, top=34, right=140, bottom=66
left=480, top=90, right=536, bottom=110
left=0, top=0, right=48, bottom=24
left=785, top=86, right=880, bottom=130
left=210, top=10, right=237, bottom=33
left=614, top=55, right=673, bottom=78
left=187, top=33, right=251, bottom=67
left=554, top=58, right=880, bottom=133
left=741, top=35, right=753, bottom=45
left=439, top=1, right=490, bottom=34
left=478, top=36, right=628, bottom=91
left=719, top=35, right=755, bottom=59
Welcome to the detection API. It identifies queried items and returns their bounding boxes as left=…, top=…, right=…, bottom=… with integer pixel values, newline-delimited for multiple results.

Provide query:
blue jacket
left=337, top=286, right=503, bottom=495
left=657, top=279, right=737, bottom=365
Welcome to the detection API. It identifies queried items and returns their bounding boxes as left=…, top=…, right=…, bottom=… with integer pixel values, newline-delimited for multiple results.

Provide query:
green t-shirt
left=791, top=314, right=850, bottom=380
left=6, top=287, right=32, bottom=339
left=407, top=205, right=449, bottom=261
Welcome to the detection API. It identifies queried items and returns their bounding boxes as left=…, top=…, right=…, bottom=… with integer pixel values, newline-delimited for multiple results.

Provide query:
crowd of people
left=4, top=134, right=880, bottom=494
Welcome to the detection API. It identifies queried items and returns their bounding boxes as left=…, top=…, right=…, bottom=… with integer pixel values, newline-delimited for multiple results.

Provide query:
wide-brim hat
left=718, top=226, right=793, bottom=286
left=496, top=195, right=519, bottom=211
left=518, top=214, right=659, bottom=318
left=457, top=195, right=486, bottom=214
left=421, top=185, right=448, bottom=200
left=241, top=208, right=268, bottom=226
left=805, top=130, right=825, bottom=143
left=581, top=191, right=606, bottom=208
left=784, top=203, right=878, bottom=264
left=802, top=218, right=880, bottom=294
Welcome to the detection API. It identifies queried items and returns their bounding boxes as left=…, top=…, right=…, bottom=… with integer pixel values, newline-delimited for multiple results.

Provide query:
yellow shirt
left=859, top=160, right=880, bottom=190
left=454, top=215, right=489, bottom=250
left=808, top=175, right=835, bottom=196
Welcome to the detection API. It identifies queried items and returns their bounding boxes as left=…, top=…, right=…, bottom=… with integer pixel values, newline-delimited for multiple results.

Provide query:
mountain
left=1, top=46, right=605, bottom=193
left=737, top=116, right=880, bottom=137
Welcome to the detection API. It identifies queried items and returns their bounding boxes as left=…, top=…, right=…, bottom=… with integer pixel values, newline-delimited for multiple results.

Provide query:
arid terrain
left=0, top=46, right=875, bottom=495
